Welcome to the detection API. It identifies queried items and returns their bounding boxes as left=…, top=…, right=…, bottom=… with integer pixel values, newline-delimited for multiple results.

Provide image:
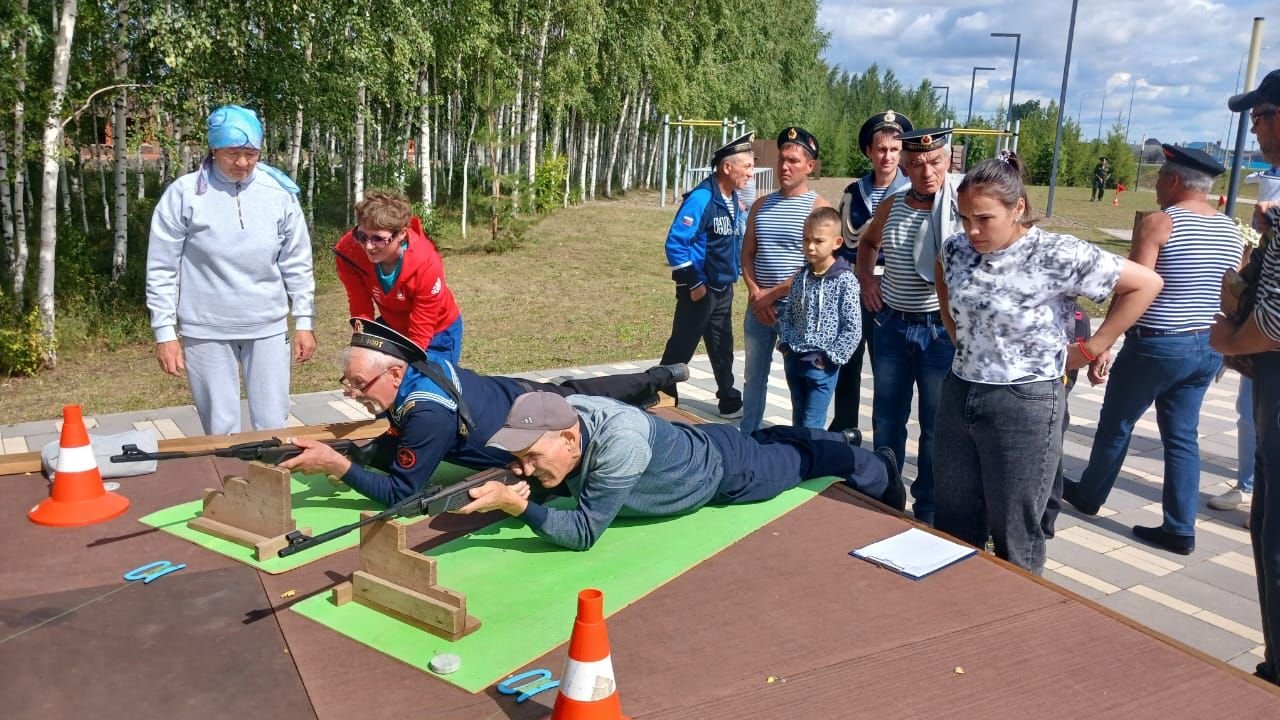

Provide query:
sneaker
left=1132, top=524, right=1195, bottom=556
left=1208, top=488, right=1251, bottom=511
left=872, top=447, right=906, bottom=512
left=717, top=398, right=744, bottom=419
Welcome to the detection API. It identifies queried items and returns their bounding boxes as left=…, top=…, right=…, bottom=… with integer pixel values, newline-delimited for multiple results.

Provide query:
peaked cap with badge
left=712, top=132, right=756, bottom=165
left=348, top=317, right=427, bottom=364
left=777, top=126, right=820, bottom=159
left=1160, top=143, right=1226, bottom=177
left=898, top=128, right=952, bottom=153
left=858, top=110, right=914, bottom=155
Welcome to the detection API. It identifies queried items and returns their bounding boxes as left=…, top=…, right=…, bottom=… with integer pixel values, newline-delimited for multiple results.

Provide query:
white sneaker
left=1208, top=488, right=1252, bottom=511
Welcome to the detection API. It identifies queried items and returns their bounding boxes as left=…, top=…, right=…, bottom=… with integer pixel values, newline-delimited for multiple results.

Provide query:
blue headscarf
left=207, top=105, right=263, bottom=150
left=199, top=104, right=299, bottom=194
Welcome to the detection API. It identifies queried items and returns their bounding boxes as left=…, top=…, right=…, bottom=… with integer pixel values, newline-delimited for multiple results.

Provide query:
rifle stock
left=277, top=467, right=521, bottom=558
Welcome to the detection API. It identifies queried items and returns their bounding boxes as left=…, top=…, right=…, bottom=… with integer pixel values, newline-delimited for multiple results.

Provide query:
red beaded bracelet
left=1076, top=339, right=1097, bottom=362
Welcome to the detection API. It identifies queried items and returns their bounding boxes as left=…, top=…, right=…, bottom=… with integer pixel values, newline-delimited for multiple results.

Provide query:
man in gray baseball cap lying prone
left=456, top=391, right=905, bottom=550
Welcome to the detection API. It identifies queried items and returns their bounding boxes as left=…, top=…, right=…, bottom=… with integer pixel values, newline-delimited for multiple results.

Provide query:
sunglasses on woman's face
left=352, top=227, right=403, bottom=248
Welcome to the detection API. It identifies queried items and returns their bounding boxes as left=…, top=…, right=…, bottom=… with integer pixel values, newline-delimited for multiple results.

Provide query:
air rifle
left=278, top=467, right=521, bottom=558
left=109, top=437, right=358, bottom=466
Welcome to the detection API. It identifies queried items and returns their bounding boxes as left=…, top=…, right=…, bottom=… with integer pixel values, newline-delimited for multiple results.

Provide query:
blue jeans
left=935, top=373, right=1065, bottom=573
left=1240, top=376, right=1256, bottom=493
left=1077, top=331, right=1222, bottom=536
left=741, top=309, right=780, bottom=434
left=870, top=307, right=955, bottom=520
left=1252, top=353, right=1280, bottom=683
left=783, top=353, right=840, bottom=429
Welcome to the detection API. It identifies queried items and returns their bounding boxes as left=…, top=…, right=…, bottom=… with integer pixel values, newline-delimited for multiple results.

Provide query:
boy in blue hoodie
left=777, top=207, right=862, bottom=428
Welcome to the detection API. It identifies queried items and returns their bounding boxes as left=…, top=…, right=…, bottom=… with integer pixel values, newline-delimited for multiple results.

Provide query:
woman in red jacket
left=334, top=190, right=463, bottom=362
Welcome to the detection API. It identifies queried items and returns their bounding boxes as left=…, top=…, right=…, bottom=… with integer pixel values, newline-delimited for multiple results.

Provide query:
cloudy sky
left=817, top=0, right=1278, bottom=149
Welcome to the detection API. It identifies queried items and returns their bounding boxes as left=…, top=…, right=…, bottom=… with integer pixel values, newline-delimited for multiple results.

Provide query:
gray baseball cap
left=486, top=392, right=578, bottom=452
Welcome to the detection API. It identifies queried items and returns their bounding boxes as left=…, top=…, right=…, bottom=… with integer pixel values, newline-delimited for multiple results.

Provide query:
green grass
left=0, top=182, right=1255, bottom=424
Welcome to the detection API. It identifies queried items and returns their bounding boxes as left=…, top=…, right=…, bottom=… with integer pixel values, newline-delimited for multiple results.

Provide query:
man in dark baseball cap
left=1228, top=68, right=1280, bottom=111
left=457, top=391, right=905, bottom=550
left=1214, top=65, right=1280, bottom=687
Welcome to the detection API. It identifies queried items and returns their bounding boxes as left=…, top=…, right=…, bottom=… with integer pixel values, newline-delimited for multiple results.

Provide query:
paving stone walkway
left=1, top=348, right=1262, bottom=673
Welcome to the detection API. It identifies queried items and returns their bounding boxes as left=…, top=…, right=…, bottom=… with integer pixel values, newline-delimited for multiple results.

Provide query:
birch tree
left=36, top=0, right=78, bottom=365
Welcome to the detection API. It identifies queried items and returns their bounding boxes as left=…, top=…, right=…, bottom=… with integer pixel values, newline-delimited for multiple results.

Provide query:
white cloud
left=816, top=0, right=1278, bottom=145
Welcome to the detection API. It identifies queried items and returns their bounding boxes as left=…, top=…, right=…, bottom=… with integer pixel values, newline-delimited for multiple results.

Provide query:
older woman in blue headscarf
left=145, top=104, right=317, bottom=435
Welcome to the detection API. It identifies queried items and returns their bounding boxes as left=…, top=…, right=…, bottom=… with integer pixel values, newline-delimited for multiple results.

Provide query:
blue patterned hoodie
left=777, top=257, right=862, bottom=367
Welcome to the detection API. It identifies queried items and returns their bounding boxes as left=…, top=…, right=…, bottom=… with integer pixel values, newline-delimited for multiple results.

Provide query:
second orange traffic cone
left=550, top=588, right=630, bottom=720
left=28, top=405, right=129, bottom=527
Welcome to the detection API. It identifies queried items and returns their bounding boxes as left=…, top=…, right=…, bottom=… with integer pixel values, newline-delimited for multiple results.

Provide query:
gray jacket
left=518, top=395, right=724, bottom=550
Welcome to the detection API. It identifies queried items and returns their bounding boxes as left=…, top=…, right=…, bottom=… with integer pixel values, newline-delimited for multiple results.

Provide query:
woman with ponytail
left=931, top=151, right=1162, bottom=573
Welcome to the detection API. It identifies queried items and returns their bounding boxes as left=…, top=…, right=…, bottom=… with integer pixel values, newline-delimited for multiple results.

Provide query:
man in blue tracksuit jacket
left=660, top=132, right=755, bottom=417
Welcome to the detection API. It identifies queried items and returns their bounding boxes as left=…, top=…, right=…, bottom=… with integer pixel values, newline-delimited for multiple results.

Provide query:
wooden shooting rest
left=332, top=511, right=481, bottom=642
left=187, top=462, right=311, bottom=561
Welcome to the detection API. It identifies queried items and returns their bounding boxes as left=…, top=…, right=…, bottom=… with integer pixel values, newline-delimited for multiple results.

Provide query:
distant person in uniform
left=660, top=133, right=754, bottom=418
left=1091, top=157, right=1111, bottom=201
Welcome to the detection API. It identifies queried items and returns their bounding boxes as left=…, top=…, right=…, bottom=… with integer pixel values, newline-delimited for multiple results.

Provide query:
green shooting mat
left=290, top=476, right=840, bottom=693
left=136, top=462, right=476, bottom=574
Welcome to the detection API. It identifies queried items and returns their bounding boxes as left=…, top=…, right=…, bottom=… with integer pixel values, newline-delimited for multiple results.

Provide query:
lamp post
left=991, top=33, right=1021, bottom=127
left=967, top=66, right=996, bottom=125
left=1047, top=0, right=1080, bottom=218
left=934, top=85, right=950, bottom=122
left=1097, top=89, right=1108, bottom=141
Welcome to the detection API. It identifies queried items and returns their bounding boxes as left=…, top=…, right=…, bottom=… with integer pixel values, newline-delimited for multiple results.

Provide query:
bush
left=0, top=303, right=48, bottom=376
left=533, top=154, right=569, bottom=213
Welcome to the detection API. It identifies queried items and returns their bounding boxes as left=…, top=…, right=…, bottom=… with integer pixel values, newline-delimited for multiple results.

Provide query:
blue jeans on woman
left=783, top=352, right=840, bottom=429
left=1074, top=331, right=1222, bottom=536
left=934, top=373, right=1065, bottom=573
left=870, top=307, right=954, bottom=523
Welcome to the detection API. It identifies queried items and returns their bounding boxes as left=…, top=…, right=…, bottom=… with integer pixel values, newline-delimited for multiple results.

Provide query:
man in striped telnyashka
left=1064, top=145, right=1244, bottom=556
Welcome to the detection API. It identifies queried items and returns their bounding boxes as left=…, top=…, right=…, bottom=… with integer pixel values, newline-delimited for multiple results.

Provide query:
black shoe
left=1062, top=480, right=1101, bottom=516
left=717, top=397, right=743, bottom=419
left=1131, top=525, right=1195, bottom=555
left=841, top=428, right=863, bottom=447
left=872, top=446, right=906, bottom=512
left=648, top=363, right=689, bottom=386
left=1255, top=662, right=1278, bottom=685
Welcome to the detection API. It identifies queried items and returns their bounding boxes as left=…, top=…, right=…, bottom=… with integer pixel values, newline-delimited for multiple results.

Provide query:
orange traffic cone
left=28, top=405, right=129, bottom=527
left=550, top=589, right=630, bottom=720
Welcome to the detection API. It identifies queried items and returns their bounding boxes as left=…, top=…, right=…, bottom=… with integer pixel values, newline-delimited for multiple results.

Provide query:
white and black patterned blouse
left=940, top=226, right=1123, bottom=384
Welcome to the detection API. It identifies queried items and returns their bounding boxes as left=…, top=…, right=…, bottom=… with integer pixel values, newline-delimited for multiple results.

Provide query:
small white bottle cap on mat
left=429, top=653, right=461, bottom=675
